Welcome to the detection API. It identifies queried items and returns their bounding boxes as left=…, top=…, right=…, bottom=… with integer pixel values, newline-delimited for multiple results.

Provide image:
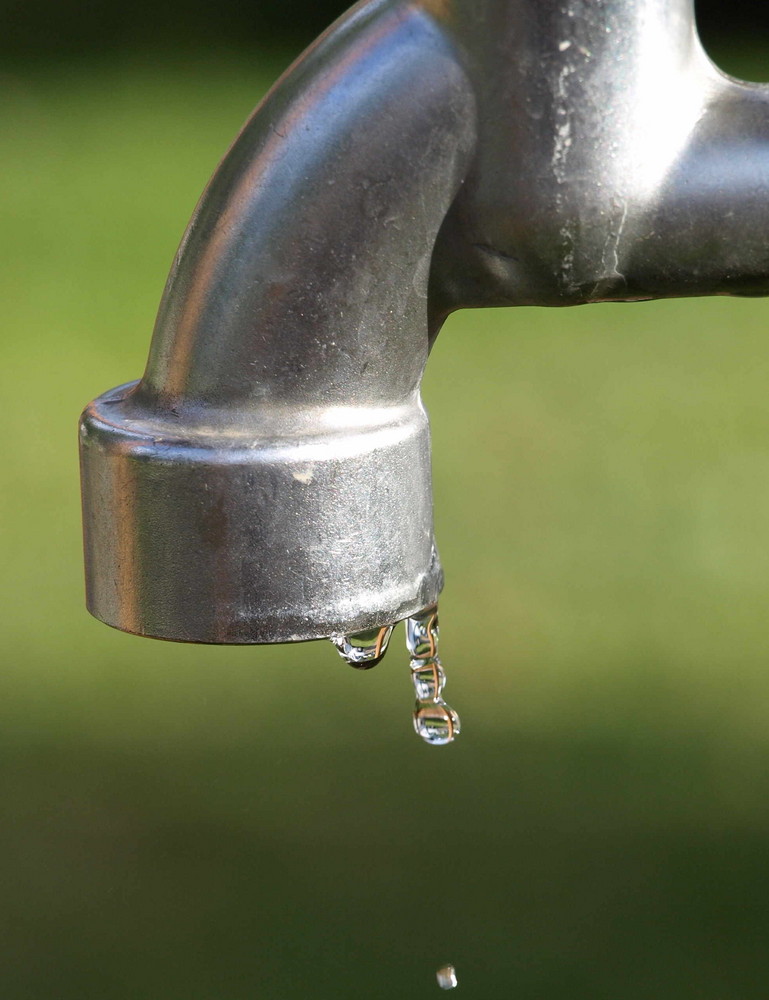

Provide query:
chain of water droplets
left=331, top=603, right=460, bottom=746
left=406, top=605, right=461, bottom=746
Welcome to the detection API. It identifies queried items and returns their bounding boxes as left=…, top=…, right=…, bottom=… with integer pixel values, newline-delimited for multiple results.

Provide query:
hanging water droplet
left=414, top=701, right=461, bottom=746
left=406, top=604, right=461, bottom=746
left=333, top=605, right=460, bottom=742
left=331, top=624, right=393, bottom=669
left=411, top=658, right=446, bottom=701
left=406, top=604, right=439, bottom=659
left=436, top=965, right=458, bottom=990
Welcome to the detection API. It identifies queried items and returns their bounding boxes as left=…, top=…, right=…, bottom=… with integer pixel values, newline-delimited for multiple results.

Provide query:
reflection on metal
left=80, top=0, right=769, bottom=645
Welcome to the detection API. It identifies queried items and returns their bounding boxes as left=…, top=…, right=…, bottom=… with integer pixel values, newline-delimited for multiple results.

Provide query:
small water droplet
left=414, top=702, right=461, bottom=746
left=436, top=965, right=458, bottom=990
left=407, top=604, right=460, bottom=746
left=331, top=624, right=393, bottom=669
left=411, top=658, right=446, bottom=701
left=406, top=605, right=439, bottom=659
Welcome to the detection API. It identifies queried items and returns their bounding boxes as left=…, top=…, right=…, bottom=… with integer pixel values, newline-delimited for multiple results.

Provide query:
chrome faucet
left=79, top=0, right=769, bottom=646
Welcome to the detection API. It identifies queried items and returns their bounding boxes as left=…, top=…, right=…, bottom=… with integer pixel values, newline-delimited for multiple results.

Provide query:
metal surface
left=80, top=0, right=769, bottom=644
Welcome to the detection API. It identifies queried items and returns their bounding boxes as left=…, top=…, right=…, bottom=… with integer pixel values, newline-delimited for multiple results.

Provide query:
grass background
left=3, top=42, right=769, bottom=999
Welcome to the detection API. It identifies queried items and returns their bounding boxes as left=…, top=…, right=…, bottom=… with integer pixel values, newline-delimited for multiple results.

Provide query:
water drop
left=406, top=604, right=439, bottom=659
left=331, top=624, right=393, bottom=668
left=407, top=604, right=460, bottom=746
left=333, top=605, right=461, bottom=742
left=411, top=658, right=446, bottom=701
left=436, top=965, right=458, bottom=990
left=414, top=701, right=461, bottom=746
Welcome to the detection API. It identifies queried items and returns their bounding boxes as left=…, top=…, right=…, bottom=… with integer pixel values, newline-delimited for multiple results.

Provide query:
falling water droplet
left=407, top=604, right=460, bottom=745
left=414, top=701, right=461, bottom=746
left=436, top=965, right=458, bottom=990
left=331, top=624, right=393, bottom=669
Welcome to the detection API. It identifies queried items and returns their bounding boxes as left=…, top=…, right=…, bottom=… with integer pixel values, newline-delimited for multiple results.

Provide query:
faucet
left=79, top=0, right=769, bottom=647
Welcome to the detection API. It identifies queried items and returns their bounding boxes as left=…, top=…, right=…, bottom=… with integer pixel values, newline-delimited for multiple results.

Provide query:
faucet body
left=80, top=0, right=769, bottom=644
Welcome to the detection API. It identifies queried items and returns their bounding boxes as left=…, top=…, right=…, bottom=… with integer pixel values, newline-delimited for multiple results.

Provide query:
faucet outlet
left=80, top=0, right=769, bottom=644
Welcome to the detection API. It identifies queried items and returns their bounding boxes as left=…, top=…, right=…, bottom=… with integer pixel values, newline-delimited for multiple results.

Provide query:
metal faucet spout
left=80, top=0, right=769, bottom=645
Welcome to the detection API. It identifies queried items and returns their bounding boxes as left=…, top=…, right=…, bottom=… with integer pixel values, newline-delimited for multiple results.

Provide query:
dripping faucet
left=79, top=0, right=769, bottom=658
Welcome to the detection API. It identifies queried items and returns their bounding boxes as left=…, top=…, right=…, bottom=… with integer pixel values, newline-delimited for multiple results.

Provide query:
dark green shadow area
left=3, top=46, right=769, bottom=999
left=3, top=719, right=769, bottom=999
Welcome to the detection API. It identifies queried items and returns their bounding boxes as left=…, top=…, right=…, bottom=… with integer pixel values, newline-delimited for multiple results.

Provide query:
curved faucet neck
left=80, top=0, right=769, bottom=646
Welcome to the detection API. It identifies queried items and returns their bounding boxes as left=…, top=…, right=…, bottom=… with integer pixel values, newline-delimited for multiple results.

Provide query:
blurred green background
left=4, top=8, right=769, bottom=1000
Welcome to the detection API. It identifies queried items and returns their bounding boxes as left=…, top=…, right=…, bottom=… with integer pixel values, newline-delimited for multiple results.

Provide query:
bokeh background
left=3, top=3, right=769, bottom=998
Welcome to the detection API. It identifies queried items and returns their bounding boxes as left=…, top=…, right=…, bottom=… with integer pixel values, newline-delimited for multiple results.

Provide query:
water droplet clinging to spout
left=331, top=604, right=461, bottom=744
left=331, top=624, right=393, bottom=668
